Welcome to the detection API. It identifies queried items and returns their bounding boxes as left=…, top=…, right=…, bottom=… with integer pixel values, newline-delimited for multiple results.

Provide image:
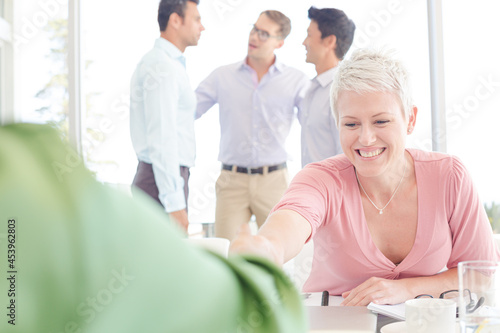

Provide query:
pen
left=321, top=290, right=329, bottom=306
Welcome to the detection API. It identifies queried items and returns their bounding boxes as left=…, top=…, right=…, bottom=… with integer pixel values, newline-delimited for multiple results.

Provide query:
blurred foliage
left=35, top=18, right=118, bottom=177
left=485, top=201, right=500, bottom=233
left=35, top=19, right=70, bottom=141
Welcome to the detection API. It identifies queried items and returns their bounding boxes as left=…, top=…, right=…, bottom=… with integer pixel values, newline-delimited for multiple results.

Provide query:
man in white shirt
left=196, top=11, right=309, bottom=240
left=299, top=7, right=355, bottom=167
left=130, top=0, right=204, bottom=232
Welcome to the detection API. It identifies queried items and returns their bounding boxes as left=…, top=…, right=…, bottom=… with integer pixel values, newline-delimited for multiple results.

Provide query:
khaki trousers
left=215, top=168, right=289, bottom=240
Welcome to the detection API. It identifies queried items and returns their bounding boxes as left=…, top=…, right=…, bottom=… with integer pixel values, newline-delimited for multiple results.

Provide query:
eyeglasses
left=415, top=289, right=485, bottom=318
left=250, top=24, right=282, bottom=42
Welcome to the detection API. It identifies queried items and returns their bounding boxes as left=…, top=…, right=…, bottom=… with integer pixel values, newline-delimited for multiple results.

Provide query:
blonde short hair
left=330, top=48, right=413, bottom=125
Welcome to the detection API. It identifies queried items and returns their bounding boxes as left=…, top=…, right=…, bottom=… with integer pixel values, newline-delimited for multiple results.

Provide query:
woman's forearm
left=403, top=268, right=458, bottom=298
left=230, top=209, right=312, bottom=266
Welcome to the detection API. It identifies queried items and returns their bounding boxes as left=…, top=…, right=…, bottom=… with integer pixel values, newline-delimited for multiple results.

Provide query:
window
left=14, top=0, right=69, bottom=137
left=80, top=0, right=158, bottom=184
left=9, top=0, right=499, bottom=229
left=443, top=0, right=500, bottom=231
left=77, top=0, right=432, bottom=223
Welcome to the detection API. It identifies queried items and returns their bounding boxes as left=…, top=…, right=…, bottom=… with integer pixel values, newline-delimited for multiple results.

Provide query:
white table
left=304, top=293, right=379, bottom=332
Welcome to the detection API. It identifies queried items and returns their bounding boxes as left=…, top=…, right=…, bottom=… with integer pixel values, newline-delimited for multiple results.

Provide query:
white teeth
left=359, top=148, right=384, bottom=158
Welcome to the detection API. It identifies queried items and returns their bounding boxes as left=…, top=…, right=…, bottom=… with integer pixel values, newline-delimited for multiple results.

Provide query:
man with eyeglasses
left=130, top=0, right=204, bottom=233
left=195, top=10, right=309, bottom=240
left=299, top=7, right=355, bottom=167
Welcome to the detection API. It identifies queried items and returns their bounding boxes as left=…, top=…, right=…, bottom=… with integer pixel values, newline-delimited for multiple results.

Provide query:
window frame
left=67, top=0, right=82, bottom=154
left=0, top=0, right=13, bottom=125
left=7, top=0, right=447, bottom=163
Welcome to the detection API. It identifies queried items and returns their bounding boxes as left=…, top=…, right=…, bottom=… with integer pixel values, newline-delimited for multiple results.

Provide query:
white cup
left=405, top=298, right=456, bottom=333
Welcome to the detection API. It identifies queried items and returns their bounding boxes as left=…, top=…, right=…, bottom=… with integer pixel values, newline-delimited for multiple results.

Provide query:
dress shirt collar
left=155, top=37, right=186, bottom=67
left=239, top=55, right=285, bottom=74
left=314, top=66, right=337, bottom=88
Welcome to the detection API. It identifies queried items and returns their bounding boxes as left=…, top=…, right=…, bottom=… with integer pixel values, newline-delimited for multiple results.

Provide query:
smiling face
left=248, top=14, right=284, bottom=60
left=337, top=90, right=417, bottom=178
left=303, top=20, right=333, bottom=65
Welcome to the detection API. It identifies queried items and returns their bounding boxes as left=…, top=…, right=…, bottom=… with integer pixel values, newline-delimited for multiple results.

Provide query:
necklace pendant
left=379, top=210, right=383, bottom=215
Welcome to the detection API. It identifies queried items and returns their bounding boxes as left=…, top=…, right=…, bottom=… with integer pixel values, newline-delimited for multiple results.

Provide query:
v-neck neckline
left=348, top=149, right=433, bottom=272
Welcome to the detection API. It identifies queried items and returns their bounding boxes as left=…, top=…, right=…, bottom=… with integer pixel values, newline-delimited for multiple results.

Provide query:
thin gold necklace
left=355, top=158, right=407, bottom=215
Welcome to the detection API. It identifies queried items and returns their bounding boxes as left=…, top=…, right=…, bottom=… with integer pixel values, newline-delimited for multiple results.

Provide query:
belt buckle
left=247, top=168, right=253, bottom=175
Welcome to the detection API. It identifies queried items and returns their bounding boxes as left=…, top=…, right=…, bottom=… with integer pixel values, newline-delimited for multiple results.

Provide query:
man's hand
left=169, top=209, right=189, bottom=234
left=340, top=277, right=411, bottom=306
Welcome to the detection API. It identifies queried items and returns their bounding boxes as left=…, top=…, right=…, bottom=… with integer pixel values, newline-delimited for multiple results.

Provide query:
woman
left=230, top=48, right=499, bottom=306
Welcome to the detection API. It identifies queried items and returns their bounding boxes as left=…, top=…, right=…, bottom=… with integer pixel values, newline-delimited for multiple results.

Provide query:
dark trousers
left=132, top=161, right=190, bottom=211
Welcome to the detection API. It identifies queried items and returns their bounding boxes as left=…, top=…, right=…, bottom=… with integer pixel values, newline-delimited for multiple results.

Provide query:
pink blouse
left=272, top=149, right=499, bottom=294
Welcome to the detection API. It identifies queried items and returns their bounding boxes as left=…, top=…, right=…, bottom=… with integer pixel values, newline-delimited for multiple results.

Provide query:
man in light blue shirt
left=299, top=7, right=355, bottom=167
left=196, top=10, right=309, bottom=240
left=130, top=0, right=204, bottom=232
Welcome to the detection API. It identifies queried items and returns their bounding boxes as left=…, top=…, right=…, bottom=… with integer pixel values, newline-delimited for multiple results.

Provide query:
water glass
left=458, top=261, right=500, bottom=332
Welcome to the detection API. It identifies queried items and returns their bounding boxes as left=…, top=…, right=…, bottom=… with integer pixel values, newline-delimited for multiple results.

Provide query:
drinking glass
left=458, top=261, right=500, bottom=332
